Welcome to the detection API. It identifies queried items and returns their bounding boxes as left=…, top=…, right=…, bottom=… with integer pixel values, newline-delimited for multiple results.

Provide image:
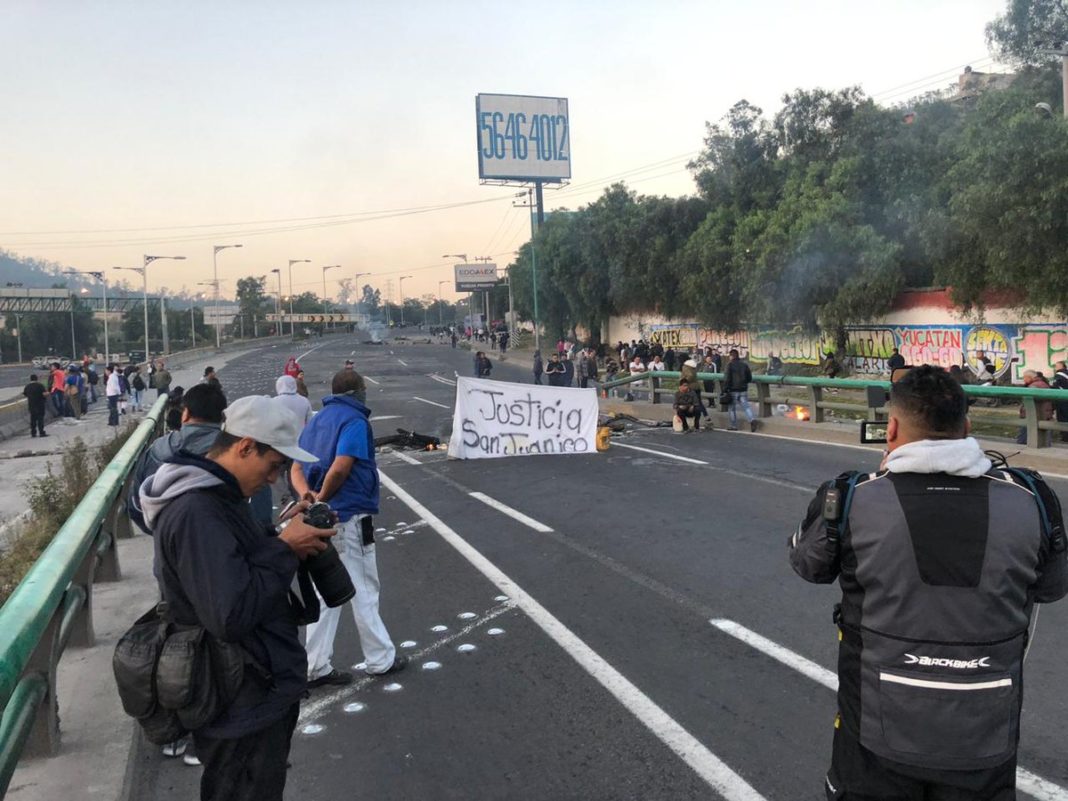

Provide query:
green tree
left=236, top=276, right=270, bottom=326
left=986, top=0, right=1068, bottom=65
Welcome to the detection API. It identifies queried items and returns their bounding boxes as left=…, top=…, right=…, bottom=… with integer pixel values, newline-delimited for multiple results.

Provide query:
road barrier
left=599, top=371, right=1068, bottom=449
left=0, top=394, right=165, bottom=797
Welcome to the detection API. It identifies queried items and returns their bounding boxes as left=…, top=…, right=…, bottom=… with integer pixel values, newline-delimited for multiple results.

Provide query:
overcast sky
left=0, top=0, right=1007, bottom=303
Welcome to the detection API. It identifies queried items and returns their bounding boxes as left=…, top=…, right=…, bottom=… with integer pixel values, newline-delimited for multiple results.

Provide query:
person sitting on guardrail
left=1017, top=370, right=1053, bottom=446
left=673, top=380, right=701, bottom=433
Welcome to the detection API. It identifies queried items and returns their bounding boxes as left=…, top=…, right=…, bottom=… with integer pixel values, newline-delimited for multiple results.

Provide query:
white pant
left=305, top=514, right=396, bottom=677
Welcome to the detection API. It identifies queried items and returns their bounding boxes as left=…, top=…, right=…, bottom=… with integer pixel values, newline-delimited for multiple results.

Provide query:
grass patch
left=0, top=420, right=140, bottom=608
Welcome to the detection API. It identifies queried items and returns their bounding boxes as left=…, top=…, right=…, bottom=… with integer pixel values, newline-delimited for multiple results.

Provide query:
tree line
left=507, top=2, right=1068, bottom=345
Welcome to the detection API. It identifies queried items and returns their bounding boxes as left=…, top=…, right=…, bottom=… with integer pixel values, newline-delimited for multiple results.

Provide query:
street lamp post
left=398, top=275, right=412, bottom=326
left=65, top=269, right=110, bottom=364
left=287, top=259, right=310, bottom=336
left=115, top=255, right=185, bottom=361
left=442, top=254, right=468, bottom=333
left=437, top=280, right=450, bottom=326
left=269, top=268, right=282, bottom=332
left=322, top=265, right=340, bottom=330
left=213, top=244, right=243, bottom=349
left=351, top=271, right=369, bottom=326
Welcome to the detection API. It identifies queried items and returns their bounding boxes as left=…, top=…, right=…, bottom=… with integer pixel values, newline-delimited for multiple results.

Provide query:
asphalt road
left=142, top=333, right=1068, bottom=801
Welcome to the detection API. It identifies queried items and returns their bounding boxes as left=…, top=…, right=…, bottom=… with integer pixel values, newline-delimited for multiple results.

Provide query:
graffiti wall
left=632, top=320, right=1068, bottom=384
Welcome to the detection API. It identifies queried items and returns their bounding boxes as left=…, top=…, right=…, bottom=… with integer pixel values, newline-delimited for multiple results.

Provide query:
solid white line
left=295, top=342, right=329, bottom=362
left=612, top=441, right=709, bottom=465
left=398, top=358, right=409, bottom=367
left=380, top=471, right=766, bottom=801
left=413, top=396, right=449, bottom=409
left=469, top=492, right=554, bottom=533
left=709, top=619, right=1068, bottom=801
left=428, top=373, right=457, bottom=386
left=369, top=415, right=401, bottom=421
left=710, top=619, right=838, bottom=691
left=393, top=451, right=421, bottom=465
left=364, top=376, right=380, bottom=385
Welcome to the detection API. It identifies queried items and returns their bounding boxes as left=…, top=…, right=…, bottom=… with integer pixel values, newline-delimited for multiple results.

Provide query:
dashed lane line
left=398, top=359, right=409, bottom=367
left=611, top=441, right=709, bottom=465
left=611, top=441, right=811, bottom=491
left=393, top=451, right=421, bottom=465
left=428, top=373, right=457, bottom=386
left=469, top=492, right=554, bottom=533
left=365, top=376, right=381, bottom=385
left=379, top=470, right=767, bottom=801
left=708, top=619, right=1068, bottom=801
left=412, top=396, right=450, bottom=409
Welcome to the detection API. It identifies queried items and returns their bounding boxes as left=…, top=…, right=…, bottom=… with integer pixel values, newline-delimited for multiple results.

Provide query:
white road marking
left=297, top=602, right=515, bottom=725
left=393, top=451, right=421, bottom=465
left=350, top=350, right=356, bottom=355
left=612, top=442, right=709, bottom=465
left=398, top=359, right=409, bottom=367
left=428, top=373, right=457, bottom=386
left=295, top=342, right=329, bottom=362
left=364, top=376, right=380, bottom=385
left=413, top=396, right=449, bottom=409
left=709, top=619, right=1068, bottom=801
left=369, top=415, right=402, bottom=421
left=469, top=492, right=554, bottom=533
left=380, top=471, right=766, bottom=801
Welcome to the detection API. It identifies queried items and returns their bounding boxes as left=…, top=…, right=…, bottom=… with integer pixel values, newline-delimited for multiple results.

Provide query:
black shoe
left=750, top=420, right=759, bottom=433
left=367, top=654, right=409, bottom=677
left=307, top=668, right=354, bottom=688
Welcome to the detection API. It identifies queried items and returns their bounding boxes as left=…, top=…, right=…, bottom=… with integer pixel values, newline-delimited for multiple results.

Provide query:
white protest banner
left=448, top=377, right=598, bottom=459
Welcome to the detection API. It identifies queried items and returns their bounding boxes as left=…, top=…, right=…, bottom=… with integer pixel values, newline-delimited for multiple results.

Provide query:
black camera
left=302, top=502, right=355, bottom=608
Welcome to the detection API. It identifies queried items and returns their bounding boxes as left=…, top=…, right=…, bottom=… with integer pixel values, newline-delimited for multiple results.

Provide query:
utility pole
left=513, top=188, right=542, bottom=351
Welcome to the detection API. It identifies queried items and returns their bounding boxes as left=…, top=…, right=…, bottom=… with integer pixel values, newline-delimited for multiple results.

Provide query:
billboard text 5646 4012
left=476, top=94, right=570, bottom=182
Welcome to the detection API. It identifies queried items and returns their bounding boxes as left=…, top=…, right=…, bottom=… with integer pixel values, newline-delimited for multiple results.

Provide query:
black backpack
left=133, top=374, right=146, bottom=391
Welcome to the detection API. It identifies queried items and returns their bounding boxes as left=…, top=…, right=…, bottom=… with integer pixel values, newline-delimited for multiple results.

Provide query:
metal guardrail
left=599, top=371, right=1068, bottom=449
left=0, top=393, right=167, bottom=796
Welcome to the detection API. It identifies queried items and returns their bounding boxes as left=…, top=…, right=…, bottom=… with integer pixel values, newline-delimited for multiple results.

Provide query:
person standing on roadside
left=65, top=365, right=82, bottom=420
left=790, top=365, right=1066, bottom=799
left=724, top=348, right=757, bottom=432
left=131, top=366, right=146, bottom=412
left=532, top=350, right=543, bottom=385
left=545, top=353, right=566, bottom=387
left=274, top=375, right=312, bottom=427
left=154, top=360, right=172, bottom=398
left=23, top=374, right=47, bottom=438
left=1052, top=361, right=1068, bottom=443
left=295, top=370, right=309, bottom=398
left=289, top=370, right=407, bottom=687
left=49, top=362, right=66, bottom=416
left=105, top=364, right=122, bottom=427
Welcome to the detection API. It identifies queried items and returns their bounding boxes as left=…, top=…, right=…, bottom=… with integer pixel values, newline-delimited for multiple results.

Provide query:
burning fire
left=786, top=405, right=811, bottom=421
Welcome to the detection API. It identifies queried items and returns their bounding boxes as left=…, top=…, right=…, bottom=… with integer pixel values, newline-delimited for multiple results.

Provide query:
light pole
left=269, top=268, right=282, bottom=331
left=287, top=259, right=310, bottom=336
left=398, top=275, right=412, bottom=326
left=322, top=265, right=340, bottom=329
left=443, top=254, right=468, bottom=333
left=14, top=313, right=22, bottom=362
left=437, top=280, right=450, bottom=326
left=351, top=271, right=369, bottom=325
left=212, top=244, right=242, bottom=349
left=116, top=254, right=185, bottom=360
left=65, top=269, right=110, bottom=364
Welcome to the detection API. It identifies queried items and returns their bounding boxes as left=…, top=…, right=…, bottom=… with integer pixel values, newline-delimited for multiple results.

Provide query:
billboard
left=476, top=94, right=571, bottom=182
left=454, top=263, right=498, bottom=292
left=203, top=304, right=240, bottom=327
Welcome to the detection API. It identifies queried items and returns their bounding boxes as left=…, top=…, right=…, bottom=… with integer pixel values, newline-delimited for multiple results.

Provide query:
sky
left=0, top=0, right=1009, bottom=306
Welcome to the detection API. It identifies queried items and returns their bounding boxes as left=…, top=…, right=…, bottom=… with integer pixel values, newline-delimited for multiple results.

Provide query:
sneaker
left=183, top=753, right=201, bottom=767
left=161, top=739, right=187, bottom=758
left=750, top=420, right=759, bottom=433
left=307, top=668, right=354, bottom=688
left=367, top=654, right=409, bottom=677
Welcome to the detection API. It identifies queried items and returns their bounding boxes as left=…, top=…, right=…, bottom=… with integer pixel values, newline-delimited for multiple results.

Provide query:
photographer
left=290, top=369, right=407, bottom=687
left=139, top=395, right=331, bottom=801
left=789, top=366, right=1067, bottom=799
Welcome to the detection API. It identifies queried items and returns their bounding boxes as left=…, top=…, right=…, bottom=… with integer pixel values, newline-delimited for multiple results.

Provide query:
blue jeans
left=729, top=391, right=754, bottom=428
left=107, top=395, right=119, bottom=426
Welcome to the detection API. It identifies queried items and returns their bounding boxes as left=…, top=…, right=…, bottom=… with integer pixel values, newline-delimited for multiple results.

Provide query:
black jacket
left=724, top=359, right=752, bottom=392
left=23, top=381, right=46, bottom=411
left=141, top=451, right=305, bottom=738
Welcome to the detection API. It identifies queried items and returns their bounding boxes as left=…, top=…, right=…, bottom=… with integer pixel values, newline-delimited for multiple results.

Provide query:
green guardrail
left=0, top=393, right=167, bottom=796
left=599, top=370, right=1068, bottom=449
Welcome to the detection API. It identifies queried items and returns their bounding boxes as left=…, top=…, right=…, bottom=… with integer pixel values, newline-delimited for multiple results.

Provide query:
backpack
left=133, top=374, right=146, bottom=391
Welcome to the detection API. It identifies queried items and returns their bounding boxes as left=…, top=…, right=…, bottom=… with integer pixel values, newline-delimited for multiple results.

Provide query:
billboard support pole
left=530, top=184, right=541, bottom=353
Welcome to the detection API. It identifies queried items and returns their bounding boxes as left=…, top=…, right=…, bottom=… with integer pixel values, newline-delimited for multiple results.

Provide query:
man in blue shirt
left=289, top=370, right=406, bottom=686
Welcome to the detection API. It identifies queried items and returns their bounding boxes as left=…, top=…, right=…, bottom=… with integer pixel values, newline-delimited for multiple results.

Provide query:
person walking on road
left=284, top=356, right=301, bottom=378
left=532, top=350, right=543, bottom=385
left=790, top=365, right=1067, bottom=799
left=724, top=348, right=757, bottom=432
left=23, top=374, right=47, bottom=438
left=289, top=370, right=407, bottom=687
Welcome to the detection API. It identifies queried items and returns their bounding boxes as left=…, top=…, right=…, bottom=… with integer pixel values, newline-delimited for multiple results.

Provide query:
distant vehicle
left=32, top=356, right=67, bottom=368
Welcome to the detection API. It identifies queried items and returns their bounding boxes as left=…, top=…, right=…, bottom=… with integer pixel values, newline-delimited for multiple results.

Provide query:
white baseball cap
left=221, top=395, right=317, bottom=462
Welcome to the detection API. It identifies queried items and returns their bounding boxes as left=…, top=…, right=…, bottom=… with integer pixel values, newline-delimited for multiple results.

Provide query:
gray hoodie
left=274, top=375, right=312, bottom=427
